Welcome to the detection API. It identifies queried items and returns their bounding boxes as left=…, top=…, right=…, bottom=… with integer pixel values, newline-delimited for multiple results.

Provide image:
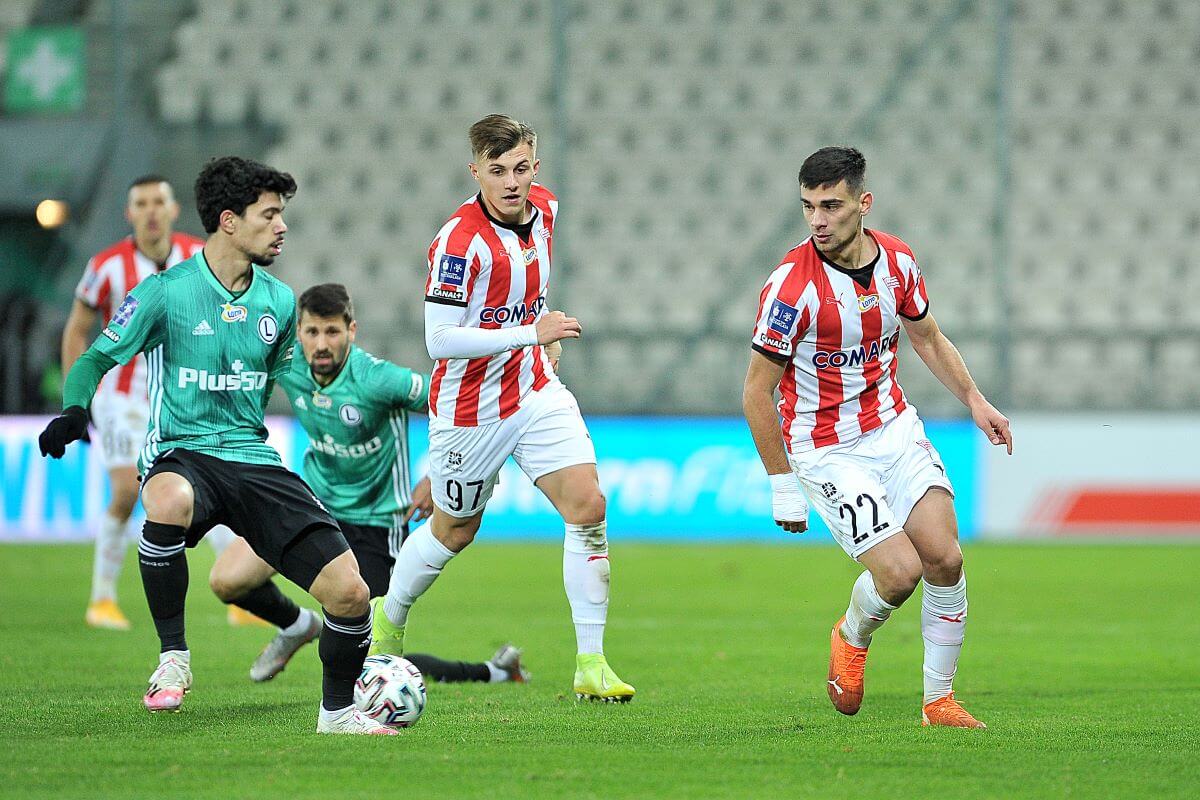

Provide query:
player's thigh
left=534, top=463, right=604, bottom=524
left=209, top=535, right=277, bottom=600
left=427, top=416, right=516, bottom=518
left=901, top=488, right=962, bottom=583
left=790, top=450, right=904, bottom=562
left=107, top=465, right=141, bottom=517
left=514, top=389, right=600, bottom=521
left=339, top=521, right=393, bottom=599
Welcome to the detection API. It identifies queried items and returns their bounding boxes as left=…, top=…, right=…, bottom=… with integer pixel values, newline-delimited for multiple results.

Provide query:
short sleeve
left=366, top=356, right=429, bottom=411
left=74, top=256, right=109, bottom=310
left=268, top=303, right=297, bottom=379
left=750, top=266, right=810, bottom=361
left=897, top=257, right=929, bottom=321
left=92, top=277, right=166, bottom=365
left=424, top=221, right=472, bottom=308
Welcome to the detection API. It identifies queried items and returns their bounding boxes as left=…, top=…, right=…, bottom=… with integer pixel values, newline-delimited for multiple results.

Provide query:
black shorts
left=144, top=448, right=348, bottom=590
left=338, top=519, right=409, bottom=598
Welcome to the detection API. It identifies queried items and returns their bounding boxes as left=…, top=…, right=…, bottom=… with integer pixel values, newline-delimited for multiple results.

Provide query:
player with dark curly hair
left=39, top=156, right=395, bottom=735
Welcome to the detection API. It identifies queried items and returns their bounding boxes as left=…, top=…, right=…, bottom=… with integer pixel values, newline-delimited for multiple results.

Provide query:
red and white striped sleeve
left=751, top=260, right=812, bottom=361
left=425, top=216, right=475, bottom=308
left=74, top=255, right=111, bottom=310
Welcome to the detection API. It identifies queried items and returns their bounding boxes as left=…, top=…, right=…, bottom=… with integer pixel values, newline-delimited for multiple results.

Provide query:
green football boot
left=368, top=596, right=405, bottom=656
left=573, top=653, right=635, bottom=703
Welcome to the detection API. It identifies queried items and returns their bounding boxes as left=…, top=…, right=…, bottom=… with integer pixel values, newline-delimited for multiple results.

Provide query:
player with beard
left=208, top=283, right=529, bottom=686
left=39, top=157, right=393, bottom=734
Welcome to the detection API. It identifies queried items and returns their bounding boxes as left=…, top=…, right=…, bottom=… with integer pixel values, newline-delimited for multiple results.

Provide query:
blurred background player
left=39, top=156, right=392, bottom=734
left=62, top=175, right=238, bottom=630
left=373, top=114, right=635, bottom=702
left=208, top=282, right=529, bottom=685
left=743, top=147, right=1012, bottom=728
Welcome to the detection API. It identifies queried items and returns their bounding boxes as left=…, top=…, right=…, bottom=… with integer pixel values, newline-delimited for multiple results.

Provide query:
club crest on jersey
left=312, top=392, right=332, bottom=409
left=339, top=403, right=363, bottom=426
left=112, top=294, right=139, bottom=326
left=768, top=299, right=799, bottom=336
left=221, top=302, right=248, bottom=323
left=257, top=313, right=279, bottom=344
left=857, top=294, right=879, bottom=312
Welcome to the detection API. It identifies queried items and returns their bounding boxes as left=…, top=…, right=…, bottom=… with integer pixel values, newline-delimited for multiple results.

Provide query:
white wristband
left=769, top=472, right=809, bottom=528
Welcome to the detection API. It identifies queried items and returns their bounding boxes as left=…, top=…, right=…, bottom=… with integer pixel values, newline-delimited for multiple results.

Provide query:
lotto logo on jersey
left=221, top=302, right=249, bottom=323
left=768, top=299, right=799, bottom=336
left=479, top=295, right=545, bottom=325
left=857, top=294, right=879, bottom=312
left=112, top=295, right=139, bottom=326
left=178, top=366, right=268, bottom=391
left=812, top=330, right=901, bottom=370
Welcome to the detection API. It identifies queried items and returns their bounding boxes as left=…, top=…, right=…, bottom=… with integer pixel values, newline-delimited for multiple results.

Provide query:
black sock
left=405, top=653, right=490, bottom=683
left=319, top=608, right=371, bottom=711
left=231, top=580, right=301, bottom=630
left=138, top=521, right=189, bottom=653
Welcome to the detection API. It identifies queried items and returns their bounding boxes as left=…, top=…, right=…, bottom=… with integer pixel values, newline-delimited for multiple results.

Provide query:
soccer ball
left=354, top=654, right=426, bottom=728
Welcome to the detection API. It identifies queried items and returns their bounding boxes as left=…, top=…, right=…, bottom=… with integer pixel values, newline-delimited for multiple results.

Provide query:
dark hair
left=798, top=146, right=867, bottom=196
left=299, top=283, right=354, bottom=325
left=129, top=174, right=170, bottom=191
left=194, top=156, right=297, bottom=234
left=469, top=114, right=537, bottom=161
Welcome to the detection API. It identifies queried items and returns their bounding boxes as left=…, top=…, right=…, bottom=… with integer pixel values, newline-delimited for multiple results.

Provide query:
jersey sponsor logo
left=768, top=299, right=799, bottom=336
left=192, top=320, right=214, bottom=336
left=313, top=392, right=332, bottom=409
left=220, top=302, right=248, bottom=323
left=310, top=433, right=383, bottom=459
left=522, top=246, right=536, bottom=265
left=811, top=330, right=901, bottom=370
left=857, top=294, right=879, bottom=312
left=479, top=295, right=545, bottom=325
left=339, top=403, right=363, bottom=426
left=101, top=327, right=121, bottom=342
left=177, top=360, right=268, bottom=392
left=756, top=330, right=789, bottom=352
left=112, top=294, right=139, bottom=326
left=257, top=313, right=279, bottom=344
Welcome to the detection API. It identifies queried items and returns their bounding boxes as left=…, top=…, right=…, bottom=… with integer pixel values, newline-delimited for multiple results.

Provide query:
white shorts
left=428, top=384, right=597, bottom=518
left=90, top=391, right=148, bottom=470
left=788, top=407, right=954, bottom=561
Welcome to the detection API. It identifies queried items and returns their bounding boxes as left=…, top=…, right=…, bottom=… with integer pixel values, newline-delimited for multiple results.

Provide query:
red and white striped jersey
left=751, top=230, right=930, bottom=454
left=424, top=184, right=560, bottom=426
left=74, top=233, right=205, bottom=400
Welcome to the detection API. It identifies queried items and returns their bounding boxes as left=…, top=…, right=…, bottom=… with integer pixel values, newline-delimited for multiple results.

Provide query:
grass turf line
left=0, top=542, right=1196, bottom=799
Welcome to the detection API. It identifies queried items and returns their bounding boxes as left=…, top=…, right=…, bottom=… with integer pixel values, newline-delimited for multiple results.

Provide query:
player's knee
left=568, top=489, right=606, bottom=526
left=923, top=546, right=963, bottom=586
left=324, top=574, right=370, bottom=617
left=141, top=476, right=194, bottom=526
left=873, top=557, right=922, bottom=603
left=208, top=568, right=244, bottom=603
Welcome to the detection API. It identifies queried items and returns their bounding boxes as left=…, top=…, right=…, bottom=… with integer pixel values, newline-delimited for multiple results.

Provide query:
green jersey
left=277, top=345, right=430, bottom=529
left=90, top=251, right=297, bottom=471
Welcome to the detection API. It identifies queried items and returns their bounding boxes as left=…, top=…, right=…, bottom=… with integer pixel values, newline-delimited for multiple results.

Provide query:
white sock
left=281, top=607, right=316, bottom=637
left=91, top=513, right=130, bottom=603
left=841, top=570, right=897, bottom=648
left=921, top=573, right=968, bottom=704
left=204, top=525, right=235, bottom=554
left=563, top=521, right=609, bottom=655
left=383, top=521, right=455, bottom=627
left=485, top=661, right=509, bottom=683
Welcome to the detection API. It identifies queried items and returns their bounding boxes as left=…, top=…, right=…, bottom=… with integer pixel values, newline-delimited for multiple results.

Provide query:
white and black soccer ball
left=354, top=654, right=426, bottom=728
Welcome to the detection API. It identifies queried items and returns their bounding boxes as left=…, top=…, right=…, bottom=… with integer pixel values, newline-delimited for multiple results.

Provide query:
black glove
left=38, top=406, right=90, bottom=458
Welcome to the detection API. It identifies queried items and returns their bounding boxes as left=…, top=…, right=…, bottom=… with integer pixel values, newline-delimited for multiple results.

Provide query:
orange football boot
left=86, top=598, right=131, bottom=630
left=227, top=605, right=270, bottom=627
left=827, top=616, right=868, bottom=715
left=922, top=693, right=987, bottom=728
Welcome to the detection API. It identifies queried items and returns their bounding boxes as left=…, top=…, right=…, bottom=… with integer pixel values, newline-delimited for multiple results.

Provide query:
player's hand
left=769, top=472, right=808, bottom=534
left=969, top=397, right=1013, bottom=455
left=535, top=311, right=581, bottom=345
left=544, top=339, right=562, bottom=373
left=38, top=406, right=90, bottom=459
left=403, top=476, right=434, bottom=524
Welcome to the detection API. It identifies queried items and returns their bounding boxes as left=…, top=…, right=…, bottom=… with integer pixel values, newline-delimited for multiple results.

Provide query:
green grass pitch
left=1, top=541, right=1196, bottom=799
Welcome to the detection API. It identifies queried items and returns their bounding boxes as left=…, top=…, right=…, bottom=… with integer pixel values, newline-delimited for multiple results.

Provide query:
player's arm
left=742, top=351, right=809, bottom=533
left=41, top=280, right=164, bottom=458
left=902, top=313, right=1013, bottom=454
left=61, top=299, right=100, bottom=374
left=424, top=301, right=579, bottom=360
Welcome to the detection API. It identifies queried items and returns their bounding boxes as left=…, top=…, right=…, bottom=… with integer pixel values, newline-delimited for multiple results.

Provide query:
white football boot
left=144, top=651, right=192, bottom=712
left=316, top=705, right=399, bottom=735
